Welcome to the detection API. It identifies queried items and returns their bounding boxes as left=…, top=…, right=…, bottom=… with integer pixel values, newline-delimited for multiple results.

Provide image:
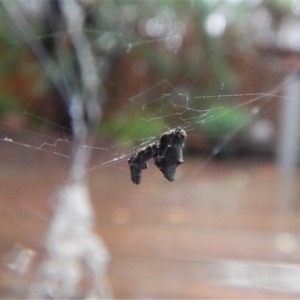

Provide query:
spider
left=128, top=127, right=187, bottom=184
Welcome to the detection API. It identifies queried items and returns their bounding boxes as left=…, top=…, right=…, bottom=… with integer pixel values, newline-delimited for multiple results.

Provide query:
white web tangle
left=0, top=78, right=287, bottom=175
left=0, top=11, right=293, bottom=172
left=0, top=1, right=291, bottom=176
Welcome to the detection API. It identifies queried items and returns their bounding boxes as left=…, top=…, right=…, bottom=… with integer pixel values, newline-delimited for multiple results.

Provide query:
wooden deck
left=1, top=138, right=300, bottom=299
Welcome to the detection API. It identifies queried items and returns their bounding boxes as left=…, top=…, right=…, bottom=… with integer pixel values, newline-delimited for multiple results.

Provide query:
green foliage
left=0, top=93, right=22, bottom=115
left=99, top=112, right=165, bottom=147
left=0, top=6, right=50, bottom=118
left=0, top=21, right=23, bottom=78
left=199, top=102, right=251, bottom=139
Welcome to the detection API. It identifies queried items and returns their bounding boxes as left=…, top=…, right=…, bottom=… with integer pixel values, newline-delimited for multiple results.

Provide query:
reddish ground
left=1, top=134, right=300, bottom=299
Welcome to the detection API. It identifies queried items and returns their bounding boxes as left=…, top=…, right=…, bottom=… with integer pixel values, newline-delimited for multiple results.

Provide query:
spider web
left=0, top=80, right=280, bottom=182
left=1, top=0, right=300, bottom=299
left=0, top=1, right=283, bottom=177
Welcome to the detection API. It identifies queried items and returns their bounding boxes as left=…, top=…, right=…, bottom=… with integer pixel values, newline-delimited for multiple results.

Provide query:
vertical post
left=277, top=72, right=300, bottom=209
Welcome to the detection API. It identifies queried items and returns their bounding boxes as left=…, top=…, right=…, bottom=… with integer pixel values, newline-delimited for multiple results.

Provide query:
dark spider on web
left=128, top=127, right=187, bottom=184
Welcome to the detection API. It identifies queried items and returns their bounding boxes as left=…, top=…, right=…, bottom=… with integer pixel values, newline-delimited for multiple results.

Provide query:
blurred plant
left=1, top=0, right=297, bottom=128
left=0, top=7, right=24, bottom=116
left=0, top=93, right=21, bottom=116
left=0, top=4, right=51, bottom=120
left=201, top=103, right=251, bottom=137
left=199, top=102, right=252, bottom=156
left=99, top=112, right=165, bottom=147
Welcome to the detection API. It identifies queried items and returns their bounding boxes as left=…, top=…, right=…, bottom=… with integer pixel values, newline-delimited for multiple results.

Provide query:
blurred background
left=1, top=0, right=300, bottom=298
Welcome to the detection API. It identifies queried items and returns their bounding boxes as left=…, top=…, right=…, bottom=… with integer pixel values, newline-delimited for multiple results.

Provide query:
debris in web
left=128, top=127, right=187, bottom=184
